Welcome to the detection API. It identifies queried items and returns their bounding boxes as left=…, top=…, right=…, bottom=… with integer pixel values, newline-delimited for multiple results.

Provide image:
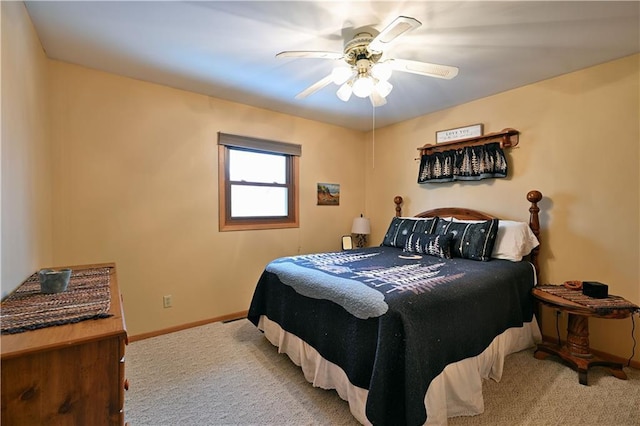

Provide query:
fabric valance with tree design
left=417, top=142, right=508, bottom=183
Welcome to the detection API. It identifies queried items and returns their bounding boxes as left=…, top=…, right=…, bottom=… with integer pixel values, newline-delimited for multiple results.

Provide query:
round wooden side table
left=532, top=286, right=638, bottom=385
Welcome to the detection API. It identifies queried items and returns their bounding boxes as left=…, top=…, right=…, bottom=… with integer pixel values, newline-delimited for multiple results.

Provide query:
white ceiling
left=25, top=1, right=639, bottom=131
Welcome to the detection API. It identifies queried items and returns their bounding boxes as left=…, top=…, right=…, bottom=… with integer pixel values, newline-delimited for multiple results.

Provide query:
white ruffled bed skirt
left=257, top=315, right=541, bottom=425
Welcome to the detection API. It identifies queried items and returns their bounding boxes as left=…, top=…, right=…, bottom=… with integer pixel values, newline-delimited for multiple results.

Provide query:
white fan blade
left=368, top=16, right=421, bottom=53
left=389, top=59, right=459, bottom=79
left=276, top=51, right=344, bottom=60
left=295, top=74, right=334, bottom=99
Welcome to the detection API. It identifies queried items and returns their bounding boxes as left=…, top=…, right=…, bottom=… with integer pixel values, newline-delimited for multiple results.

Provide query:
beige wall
left=4, top=3, right=638, bottom=363
left=1, top=2, right=52, bottom=297
left=48, top=61, right=366, bottom=336
left=365, top=54, right=640, bottom=362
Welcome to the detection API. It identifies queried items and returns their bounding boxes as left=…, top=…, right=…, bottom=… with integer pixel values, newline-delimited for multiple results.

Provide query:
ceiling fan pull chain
left=372, top=105, right=376, bottom=169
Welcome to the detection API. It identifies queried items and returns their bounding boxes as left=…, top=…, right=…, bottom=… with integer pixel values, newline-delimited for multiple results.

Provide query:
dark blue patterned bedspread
left=248, top=246, right=535, bottom=426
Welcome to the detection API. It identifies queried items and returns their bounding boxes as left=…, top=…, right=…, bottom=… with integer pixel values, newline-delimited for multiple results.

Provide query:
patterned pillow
left=434, top=218, right=452, bottom=235
left=382, top=217, right=439, bottom=248
left=438, top=219, right=499, bottom=261
left=404, top=233, right=453, bottom=259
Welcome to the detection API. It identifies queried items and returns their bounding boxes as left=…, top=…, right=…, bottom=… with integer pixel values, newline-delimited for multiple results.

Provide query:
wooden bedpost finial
left=526, top=190, right=542, bottom=233
left=527, top=190, right=542, bottom=232
left=394, top=196, right=403, bottom=217
left=526, top=190, right=542, bottom=279
left=527, top=190, right=542, bottom=204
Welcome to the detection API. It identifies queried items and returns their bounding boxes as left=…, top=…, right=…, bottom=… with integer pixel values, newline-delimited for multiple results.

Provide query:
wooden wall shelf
left=418, top=128, right=520, bottom=155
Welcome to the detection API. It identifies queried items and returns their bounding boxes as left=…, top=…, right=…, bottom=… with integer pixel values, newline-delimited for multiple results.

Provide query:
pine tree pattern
left=404, top=233, right=452, bottom=258
left=442, top=155, right=452, bottom=178
left=352, top=263, right=465, bottom=295
left=417, top=142, right=508, bottom=183
left=281, top=250, right=465, bottom=296
left=289, top=251, right=381, bottom=275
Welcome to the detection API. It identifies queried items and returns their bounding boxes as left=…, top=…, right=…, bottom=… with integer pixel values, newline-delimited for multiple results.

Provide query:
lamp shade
left=352, top=76, right=374, bottom=98
left=336, top=82, right=353, bottom=101
left=371, top=61, right=392, bottom=81
left=331, top=66, right=353, bottom=85
left=351, top=217, right=371, bottom=235
left=375, top=79, right=393, bottom=97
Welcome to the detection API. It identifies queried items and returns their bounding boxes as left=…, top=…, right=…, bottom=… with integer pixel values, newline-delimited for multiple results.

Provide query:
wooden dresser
left=1, top=263, right=128, bottom=425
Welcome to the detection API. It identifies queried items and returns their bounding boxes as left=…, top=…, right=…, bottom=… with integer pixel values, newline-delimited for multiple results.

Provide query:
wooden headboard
left=393, top=190, right=543, bottom=273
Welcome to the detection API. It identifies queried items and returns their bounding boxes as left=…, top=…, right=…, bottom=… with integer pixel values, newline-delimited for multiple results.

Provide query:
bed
left=248, top=190, right=543, bottom=425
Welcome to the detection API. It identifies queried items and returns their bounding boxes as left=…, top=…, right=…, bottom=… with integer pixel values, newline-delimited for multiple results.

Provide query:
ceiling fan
left=276, top=16, right=459, bottom=107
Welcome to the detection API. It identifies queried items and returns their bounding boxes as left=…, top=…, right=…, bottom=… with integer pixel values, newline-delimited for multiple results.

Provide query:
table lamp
left=351, top=215, right=371, bottom=248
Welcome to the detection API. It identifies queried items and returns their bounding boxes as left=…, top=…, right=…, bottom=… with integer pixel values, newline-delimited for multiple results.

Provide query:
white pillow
left=493, top=220, right=539, bottom=261
left=450, top=218, right=539, bottom=261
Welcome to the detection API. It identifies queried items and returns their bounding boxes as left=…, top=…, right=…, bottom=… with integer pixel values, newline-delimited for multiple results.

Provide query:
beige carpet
left=125, top=319, right=640, bottom=425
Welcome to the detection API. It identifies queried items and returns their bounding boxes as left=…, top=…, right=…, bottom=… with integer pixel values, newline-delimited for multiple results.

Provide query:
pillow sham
left=450, top=218, right=539, bottom=261
left=382, top=217, right=439, bottom=248
left=438, top=219, right=499, bottom=261
left=492, top=220, right=539, bottom=261
left=434, top=218, right=452, bottom=235
left=404, top=233, right=453, bottom=259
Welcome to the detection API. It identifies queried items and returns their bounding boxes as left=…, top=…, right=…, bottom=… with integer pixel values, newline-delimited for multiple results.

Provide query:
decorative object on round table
left=563, top=280, right=582, bottom=290
left=38, top=268, right=72, bottom=294
left=582, top=281, right=609, bottom=298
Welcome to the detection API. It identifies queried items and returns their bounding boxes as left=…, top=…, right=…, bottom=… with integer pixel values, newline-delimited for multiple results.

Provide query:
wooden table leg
left=566, top=313, right=590, bottom=356
left=533, top=313, right=628, bottom=385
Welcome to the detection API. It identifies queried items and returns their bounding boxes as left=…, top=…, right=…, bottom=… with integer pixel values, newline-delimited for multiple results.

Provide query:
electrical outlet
left=163, top=295, right=172, bottom=308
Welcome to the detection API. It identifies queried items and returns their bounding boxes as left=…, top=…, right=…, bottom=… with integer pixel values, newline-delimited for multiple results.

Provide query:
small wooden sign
left=436, top=123, right=483, bottom=143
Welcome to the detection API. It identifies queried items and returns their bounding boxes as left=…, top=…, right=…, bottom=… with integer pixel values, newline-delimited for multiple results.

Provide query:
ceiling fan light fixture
left=369, top=89, right=387, bottom=107
left=375, top=79, right=393, bottom=98
left=352, top=75, right=374, bottom=98
left=331, top=66, right=353, bottom=85
left=371, top=62, right=392, bottom=81
left=336, top=81, right=353, bottom=102
left=277, top=15, right=457, bottom=104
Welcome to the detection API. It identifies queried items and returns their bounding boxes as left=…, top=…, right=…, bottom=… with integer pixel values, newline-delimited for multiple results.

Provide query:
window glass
left=218, top=138, right=299, bottom=231
left=229, top=150, right=286, bottom=184
left=230, top=185, right=288, bottom=217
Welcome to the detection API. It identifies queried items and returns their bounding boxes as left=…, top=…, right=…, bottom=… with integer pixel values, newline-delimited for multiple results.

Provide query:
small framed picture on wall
left=317, top=183, right=340, bottom=206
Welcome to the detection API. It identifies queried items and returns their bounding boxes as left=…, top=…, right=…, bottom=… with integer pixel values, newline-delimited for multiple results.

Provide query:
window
left=218, top=133, right=300, bottom=231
